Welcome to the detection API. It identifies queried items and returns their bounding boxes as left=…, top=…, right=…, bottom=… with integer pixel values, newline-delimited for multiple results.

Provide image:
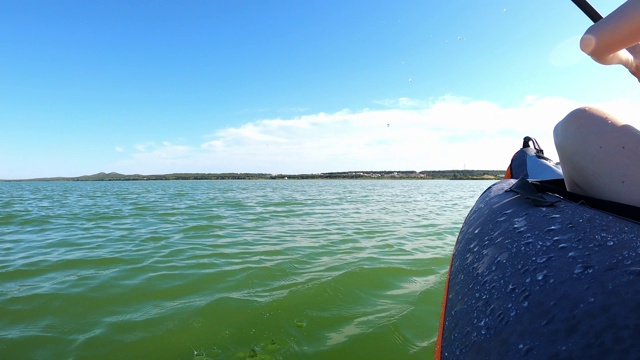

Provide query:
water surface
left=0, top=180, right=492, bottom=359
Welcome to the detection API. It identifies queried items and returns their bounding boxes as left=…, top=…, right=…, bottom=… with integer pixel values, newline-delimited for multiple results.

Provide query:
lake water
left=0, top=180, right=493, bottom=360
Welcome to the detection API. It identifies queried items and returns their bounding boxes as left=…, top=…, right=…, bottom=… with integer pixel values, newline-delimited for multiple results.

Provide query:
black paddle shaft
left=572, top=0, right=604, bottom=23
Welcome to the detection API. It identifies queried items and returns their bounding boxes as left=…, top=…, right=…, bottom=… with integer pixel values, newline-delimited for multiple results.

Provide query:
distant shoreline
left=4, top=170, right=505, bottom=182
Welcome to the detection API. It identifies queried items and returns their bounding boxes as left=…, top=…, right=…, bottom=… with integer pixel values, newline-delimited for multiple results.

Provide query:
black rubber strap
left=571, top=0, right=604, bottom=23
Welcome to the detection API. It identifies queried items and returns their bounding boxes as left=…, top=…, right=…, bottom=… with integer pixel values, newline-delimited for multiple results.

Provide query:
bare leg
left=554, top=107, right=640, bottom=207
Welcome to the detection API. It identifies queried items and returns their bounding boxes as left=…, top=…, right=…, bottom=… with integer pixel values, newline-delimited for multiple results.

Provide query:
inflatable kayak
left=435, top=139, right=640, bottom=359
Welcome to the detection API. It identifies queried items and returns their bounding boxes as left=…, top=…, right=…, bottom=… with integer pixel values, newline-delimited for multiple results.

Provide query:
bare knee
left=553, top=106, right=612, bottom=196
left=553, top=106, right=640, bottom=206
left=554, top=107, right=605, bottom=141
left=554, top=106, right=622, bottom=149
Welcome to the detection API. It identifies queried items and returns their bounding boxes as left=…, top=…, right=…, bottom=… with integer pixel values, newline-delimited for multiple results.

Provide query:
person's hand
left=625, top=43, right=640, bottom=82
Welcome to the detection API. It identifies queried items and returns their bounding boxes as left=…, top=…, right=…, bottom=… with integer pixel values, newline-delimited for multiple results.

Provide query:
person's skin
left=554, top=0, right=640, bottom=206
left=554, top=107, right=640, bottom=207
left=580, top=0, right=640, bottom=80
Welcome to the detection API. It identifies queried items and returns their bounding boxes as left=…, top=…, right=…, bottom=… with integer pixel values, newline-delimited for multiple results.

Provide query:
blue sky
left=2, top=0, right=640, bottom=179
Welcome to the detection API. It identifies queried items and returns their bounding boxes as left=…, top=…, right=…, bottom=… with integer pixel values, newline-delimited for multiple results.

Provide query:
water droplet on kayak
left=513, top=218, right=527, bottom=228
left=541, top=314, right=555, bottom=326
left=536, top=270, right=547, bottom=280
left=574, top=264, right=593, bottom=274
left=544, top=225, right=561, bottom=232
left=521, top=344, right=533, bottom=355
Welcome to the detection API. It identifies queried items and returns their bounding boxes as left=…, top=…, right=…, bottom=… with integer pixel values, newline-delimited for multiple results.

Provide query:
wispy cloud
left=112, top=95, right=640, bottom=175
left=374, top=97, right=433, bottom=109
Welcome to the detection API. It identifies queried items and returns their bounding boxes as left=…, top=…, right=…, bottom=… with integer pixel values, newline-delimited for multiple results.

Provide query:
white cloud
left=112, top=96, right=640, bottom=175
left=134, top=142, right=156, bottom=152
left=374, top=97, right=433, bottom=108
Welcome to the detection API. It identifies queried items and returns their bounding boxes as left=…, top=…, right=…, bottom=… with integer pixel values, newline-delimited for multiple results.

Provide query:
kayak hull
left=437, top=179, right=640, bottom=359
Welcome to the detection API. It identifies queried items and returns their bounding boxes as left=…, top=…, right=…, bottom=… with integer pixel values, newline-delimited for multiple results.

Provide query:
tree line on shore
left=20, top=170, right=505, bottom=181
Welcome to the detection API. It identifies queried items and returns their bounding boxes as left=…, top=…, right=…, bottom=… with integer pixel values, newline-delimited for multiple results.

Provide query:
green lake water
left=0, top=180, right=493, bottom=359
